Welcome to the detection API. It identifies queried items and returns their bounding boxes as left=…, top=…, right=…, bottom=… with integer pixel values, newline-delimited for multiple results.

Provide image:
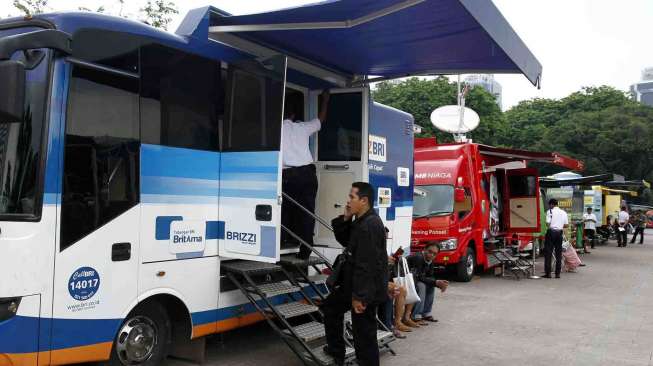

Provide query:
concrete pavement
left=167, top=229, right=653, bottom=366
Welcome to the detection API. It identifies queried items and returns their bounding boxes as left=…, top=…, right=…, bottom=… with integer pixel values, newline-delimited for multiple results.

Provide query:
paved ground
left=168, top=230, right=653, bottom=366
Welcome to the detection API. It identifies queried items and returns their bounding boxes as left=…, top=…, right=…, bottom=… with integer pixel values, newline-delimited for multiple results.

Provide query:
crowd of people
left=546, top=200, right=650, bottom=277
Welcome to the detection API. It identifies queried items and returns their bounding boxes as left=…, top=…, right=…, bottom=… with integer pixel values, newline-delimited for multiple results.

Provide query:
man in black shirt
left=407, top=243, right=448, bottom=324
left=323, top=182, right=388, bottom=366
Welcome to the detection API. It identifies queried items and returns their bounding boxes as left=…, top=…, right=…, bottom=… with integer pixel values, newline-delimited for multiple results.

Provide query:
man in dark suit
left=323, top=182, right=388, bottom=366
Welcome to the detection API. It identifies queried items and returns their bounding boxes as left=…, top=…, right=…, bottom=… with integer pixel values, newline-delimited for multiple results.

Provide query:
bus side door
left=51, top=60, right=141, bottom=363
left=218, top=56, right=287, bottom=263
left=314, top=88, right=368, bottom=246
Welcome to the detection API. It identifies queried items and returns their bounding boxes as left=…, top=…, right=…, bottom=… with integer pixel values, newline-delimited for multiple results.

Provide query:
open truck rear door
left=504, top=168, right=540, bottom=233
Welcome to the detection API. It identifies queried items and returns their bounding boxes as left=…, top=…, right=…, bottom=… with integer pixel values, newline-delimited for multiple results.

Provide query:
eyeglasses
left=426, top=250, right=438, bottom=255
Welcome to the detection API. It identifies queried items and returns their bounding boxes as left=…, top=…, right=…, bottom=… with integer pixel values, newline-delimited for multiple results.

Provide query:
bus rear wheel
left=106, top=301, right=171, bottom=366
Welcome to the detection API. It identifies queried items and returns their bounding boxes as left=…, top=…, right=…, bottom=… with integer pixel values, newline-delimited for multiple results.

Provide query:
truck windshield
left=413, top=185, right=454, bottom=218
left=0, top=28, right=50, bottom=218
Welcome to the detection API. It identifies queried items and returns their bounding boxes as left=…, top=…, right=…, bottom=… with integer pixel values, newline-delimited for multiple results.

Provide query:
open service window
left=505, top=168, right=540, bottom=233
left=218, top=55, right=287, bottom=263
left=314, top=88, right=368, bottom=246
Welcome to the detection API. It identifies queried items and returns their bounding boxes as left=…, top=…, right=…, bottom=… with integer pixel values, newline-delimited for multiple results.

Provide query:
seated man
left=406, top=243, right=448, bottom=324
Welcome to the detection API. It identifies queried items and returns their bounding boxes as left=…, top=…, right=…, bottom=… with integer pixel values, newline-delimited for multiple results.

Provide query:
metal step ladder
left=491, top=248, right=533, bottom=279
left=222, top=259, right=355, bottom=366
left=222, top=192, right=396, bottom=365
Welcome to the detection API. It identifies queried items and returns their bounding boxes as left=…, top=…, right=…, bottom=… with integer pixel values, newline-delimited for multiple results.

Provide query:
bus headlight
left=0, top=297, right=21, bottom=322
left=439, top=239, right=458, bottom=251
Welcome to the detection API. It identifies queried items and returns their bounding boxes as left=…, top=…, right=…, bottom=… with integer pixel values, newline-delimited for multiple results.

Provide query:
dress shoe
left=555, top=274, right=560, bottom=278
left=542, top=274, right=552, bottom=278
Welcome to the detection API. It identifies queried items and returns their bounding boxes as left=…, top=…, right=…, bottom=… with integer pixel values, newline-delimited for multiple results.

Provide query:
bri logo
left=227, top=231, right=257, bottom=245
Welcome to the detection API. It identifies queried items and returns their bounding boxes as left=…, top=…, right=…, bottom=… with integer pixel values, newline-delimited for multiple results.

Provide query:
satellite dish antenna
left=430, top=105, right=480, bottom=140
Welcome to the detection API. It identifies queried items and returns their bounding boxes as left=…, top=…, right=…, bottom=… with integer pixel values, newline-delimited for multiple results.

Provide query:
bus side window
left=61, top=65, right=139, bottom=250
left=140, top=45, right=221, bottom=151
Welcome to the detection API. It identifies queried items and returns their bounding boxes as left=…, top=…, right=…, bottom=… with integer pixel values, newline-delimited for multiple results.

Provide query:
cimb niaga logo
left=227, top=231, right=257, bottom=245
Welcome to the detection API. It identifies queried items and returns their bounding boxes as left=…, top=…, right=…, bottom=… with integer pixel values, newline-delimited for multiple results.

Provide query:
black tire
left=456, top=247, right=475, bottom=282
left=104, top=301, right=171, bottom=366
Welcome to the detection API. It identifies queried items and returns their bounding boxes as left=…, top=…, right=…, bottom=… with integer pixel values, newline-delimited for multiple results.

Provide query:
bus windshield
left=0, top=28, right=50, bottom=217
left=413, top=185, right=454, bottom=218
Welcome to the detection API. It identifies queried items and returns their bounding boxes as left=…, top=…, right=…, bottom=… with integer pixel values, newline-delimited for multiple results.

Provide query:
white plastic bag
left=393, top=257, right=420, bottom=305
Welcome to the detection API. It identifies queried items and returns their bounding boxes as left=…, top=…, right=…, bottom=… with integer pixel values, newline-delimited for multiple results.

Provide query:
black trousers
left=584, top=229, right=596, bottom=248
left=544, top=229, right=563, bottom=276
left=617, top=226, right=627, bottom=246
left=281, top=164, right=318, bottom=259
left=323, top=290, right=380, bottom=366
left=631, top=227, right=645, bottom=244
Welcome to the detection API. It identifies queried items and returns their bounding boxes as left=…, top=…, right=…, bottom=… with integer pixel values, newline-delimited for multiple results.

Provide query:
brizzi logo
left=227, top=231, right=257, bottom=245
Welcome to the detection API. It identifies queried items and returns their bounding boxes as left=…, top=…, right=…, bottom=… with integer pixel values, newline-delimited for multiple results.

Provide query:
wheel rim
left=466, top=254, right=474, bottom=276
left=116, top=315, right=158, bottom=365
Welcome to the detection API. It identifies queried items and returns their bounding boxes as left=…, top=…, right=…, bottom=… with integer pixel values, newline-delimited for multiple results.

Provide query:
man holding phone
left=323, top=182, right=387, bottom=366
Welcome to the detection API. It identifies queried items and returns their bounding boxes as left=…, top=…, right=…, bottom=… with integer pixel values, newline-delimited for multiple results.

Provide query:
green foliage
left=372, top=79, right=652, bottom=203
left=78, top=6, right=106, bottom=13
left=372, top=77, right=504, bottom=144
left=13, top=0, right=48, bottom=16
left=140, top=0, right=178, bottom=30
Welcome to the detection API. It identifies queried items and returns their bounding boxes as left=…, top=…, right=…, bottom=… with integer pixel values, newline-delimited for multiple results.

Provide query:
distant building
left=464, top=74, right=502, bottom=109
left=630, top=67, right=653, bottom=106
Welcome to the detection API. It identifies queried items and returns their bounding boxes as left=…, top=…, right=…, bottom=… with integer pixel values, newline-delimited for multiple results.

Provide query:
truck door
left=314, top=88, right=368, bottom=246
left=218, top=56, right=287, bottom=263
left=504, top=168, right=540, bottom=232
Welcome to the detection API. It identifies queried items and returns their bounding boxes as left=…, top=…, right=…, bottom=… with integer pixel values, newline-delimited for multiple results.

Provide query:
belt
left=548, top=228, right=563, bottom=232
left=283, top=164, right=315, bottom=170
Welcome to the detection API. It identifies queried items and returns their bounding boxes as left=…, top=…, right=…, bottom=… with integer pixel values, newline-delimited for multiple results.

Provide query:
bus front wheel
left=106, top=301, right=171, bottom=366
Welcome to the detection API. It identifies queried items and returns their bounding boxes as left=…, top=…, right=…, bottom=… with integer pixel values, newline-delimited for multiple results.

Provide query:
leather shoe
left=542, top=274, right=552, bottom=278
left=323, top=346, right=344, bottom=365
left=555, top=274, right=560, bottom=278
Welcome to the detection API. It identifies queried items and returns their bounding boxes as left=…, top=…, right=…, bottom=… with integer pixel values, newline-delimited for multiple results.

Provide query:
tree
left=78, top=6, right=105, bottom=13
left=547, top=104, right=653, bottom=180
left=372, top=77, right=504, bottom=144
left=13, top=0, right=48, bottom=16
left=140, top=0, right=178, bottom=30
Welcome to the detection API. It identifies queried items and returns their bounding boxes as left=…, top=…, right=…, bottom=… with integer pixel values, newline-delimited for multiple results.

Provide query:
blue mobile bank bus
left=0, top=1, right=541, bottom=364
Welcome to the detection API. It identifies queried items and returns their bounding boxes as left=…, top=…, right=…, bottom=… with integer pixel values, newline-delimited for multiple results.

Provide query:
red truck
left=410, top=138, right=583, bottom=281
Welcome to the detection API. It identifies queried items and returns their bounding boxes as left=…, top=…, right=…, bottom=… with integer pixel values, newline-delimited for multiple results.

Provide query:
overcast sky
left=3, top=0, right=653, bottom=110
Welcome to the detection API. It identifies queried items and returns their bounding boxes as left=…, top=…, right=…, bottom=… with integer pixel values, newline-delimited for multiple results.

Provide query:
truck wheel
left=456, top=248, right=475, bottom=282
left=105, top=301, right=171, bottom=366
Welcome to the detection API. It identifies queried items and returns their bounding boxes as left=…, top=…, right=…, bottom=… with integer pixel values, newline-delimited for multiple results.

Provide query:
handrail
left=282, top=192, right=334, bottom=233
left=281, top=224, right=333, bottom=269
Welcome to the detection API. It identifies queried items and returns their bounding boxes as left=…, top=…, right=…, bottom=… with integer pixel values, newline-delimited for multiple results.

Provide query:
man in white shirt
left=616, top=206, right=630, bottom=247
left=281, top=90, right=330, bottom=259
left=544, top=198, right=569, bottom=278
left=583, top=207, right=597, bottom=250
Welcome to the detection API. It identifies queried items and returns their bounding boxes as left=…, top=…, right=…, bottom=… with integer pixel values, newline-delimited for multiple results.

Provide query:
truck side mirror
left=0, top=60, right=25, bottom=124
left=454, top=187, right=466, bottom=202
